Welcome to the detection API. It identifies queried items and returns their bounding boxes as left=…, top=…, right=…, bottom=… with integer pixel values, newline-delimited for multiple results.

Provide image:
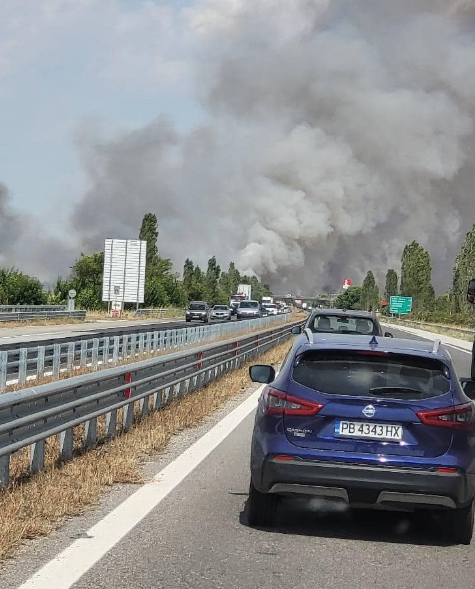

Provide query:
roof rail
left=304, top=327, right=314, bottom=345
left=432, top=339, right=441, bottom=354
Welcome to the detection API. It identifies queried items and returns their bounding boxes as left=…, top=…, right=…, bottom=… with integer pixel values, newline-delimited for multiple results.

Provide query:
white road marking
left=18, top=384, right=264, bottom=589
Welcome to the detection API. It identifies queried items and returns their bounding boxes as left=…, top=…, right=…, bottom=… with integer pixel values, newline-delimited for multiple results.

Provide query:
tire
left=247, top=480, right=279, bottom=528
left=186, top=318, right=190, bottom=323
left=445, top=501, right=474, bottom=545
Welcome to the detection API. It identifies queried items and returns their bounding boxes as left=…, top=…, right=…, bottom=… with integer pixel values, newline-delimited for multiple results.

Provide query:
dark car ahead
left=248, top=333, right=475, bottom=544
left=185, top=301, right=209, bottom=323
left=303, top=308, right=392, bottom=337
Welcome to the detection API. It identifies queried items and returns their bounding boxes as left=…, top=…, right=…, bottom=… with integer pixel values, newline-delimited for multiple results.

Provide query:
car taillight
left=416, top=403, right=474, bottom=430
left=263, top=387, right=323, bottom=416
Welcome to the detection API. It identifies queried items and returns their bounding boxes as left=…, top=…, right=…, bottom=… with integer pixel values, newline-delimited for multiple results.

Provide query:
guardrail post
left=159, top=331, right=165, bottom=351
left=80, top=340, right=88, bottom=368
left=53, top=344, right=61, bottom=379
left=60, top=428, right=74, bottom=460
left=0, top=351, right=7, bottom=392
left=37, top=346, right=45, bottom=380
left=30, top=440, right=45, bottom=474
left=67, top=342, right=75, bottom=374
left=106, top=410, right=117, bottom=438
left=92, top=339, right=99, bottom=370
left=0, top=455, right=10, bottom=489
left=139, top=333, right=145, bottom=355
left=140, top=396, right=149, bottom=417
left=112, top=336, right=120, bottom=365
left=146, top=332, right=152, bottom=354
left=103, top=336, right=110, bottom=367
left=122, top=335, right=129, bottom=360
left=130, top=334, right=137, bottom=358
left=153, top=331, right=160, bottom=353
left=18, top=348, right=28, bottom=386
left=123, top=402, right=134, bottom=431
left=84, top=418, right=97, bottom=447
left=153, top=391, right=162, bottom=410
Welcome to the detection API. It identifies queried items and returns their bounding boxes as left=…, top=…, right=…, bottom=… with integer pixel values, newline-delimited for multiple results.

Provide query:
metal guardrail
left=0, top=305, right=67, bottom=313
left=0, top=310, right=86, bottom=323
left=133, top=308, right=184, bottom=318
left=384, top=317, right=475, bottom=339
left=0, top=319, right=302, bottom=488
left=0, top=313, right=291, bottom=391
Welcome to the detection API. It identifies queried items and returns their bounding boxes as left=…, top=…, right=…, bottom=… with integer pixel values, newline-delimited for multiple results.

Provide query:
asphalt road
left=0, top=317, right=236, bottom=351
left=2, top=326, right=475, bottom=589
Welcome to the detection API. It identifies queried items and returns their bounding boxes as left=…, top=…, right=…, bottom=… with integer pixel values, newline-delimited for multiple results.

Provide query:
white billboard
left=102, top=239, right=147, bottom=304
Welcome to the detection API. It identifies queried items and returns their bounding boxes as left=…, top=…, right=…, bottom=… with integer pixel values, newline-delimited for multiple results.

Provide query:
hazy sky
left=1, top=0, right=475, bottom=293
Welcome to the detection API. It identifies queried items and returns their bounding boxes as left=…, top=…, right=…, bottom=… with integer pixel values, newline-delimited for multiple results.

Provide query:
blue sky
left=0, top=0, right=205, bottom=234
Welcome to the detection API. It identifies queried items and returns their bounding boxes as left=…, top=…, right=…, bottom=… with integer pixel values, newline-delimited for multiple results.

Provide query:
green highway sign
left=389, top=296, right=413, bottom=315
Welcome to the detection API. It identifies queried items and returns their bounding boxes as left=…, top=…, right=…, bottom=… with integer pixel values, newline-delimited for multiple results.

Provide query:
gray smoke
left=71, top=0, right=475, bottom=293
left=0, top=183, right=77, bottom=284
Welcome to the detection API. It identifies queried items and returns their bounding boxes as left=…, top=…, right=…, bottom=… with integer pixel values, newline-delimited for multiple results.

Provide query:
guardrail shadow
left=239, top=496, right=453, bottom=547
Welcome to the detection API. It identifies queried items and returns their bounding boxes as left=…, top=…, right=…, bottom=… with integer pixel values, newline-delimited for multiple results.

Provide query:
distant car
left=210, top=305, right=231, bottom=321
left=302, top=308, right=392, bottom=337
left=236, top=300, right=260, bottom=320
left=185, top=301, right=210, bottom=323
left=264, top=304, right=278, bottom=316
left=248, top=333, right=475, bottom=544
left=259, top=305, right=269, bottom=317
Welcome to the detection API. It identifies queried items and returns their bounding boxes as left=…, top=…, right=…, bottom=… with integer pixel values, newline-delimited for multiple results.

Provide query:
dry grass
left=0, top=340, right=291, bottom=562
left=384, top=318, right=474, bottom=343
left=0, top=318, right=86, bottom=330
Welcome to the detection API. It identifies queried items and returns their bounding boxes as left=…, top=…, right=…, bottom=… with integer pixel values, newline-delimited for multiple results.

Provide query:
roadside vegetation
left=333, top=225, right=475, bottom=328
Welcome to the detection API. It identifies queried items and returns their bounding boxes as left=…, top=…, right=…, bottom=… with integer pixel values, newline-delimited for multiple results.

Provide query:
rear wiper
left=368, top=387, right=425, bottom=396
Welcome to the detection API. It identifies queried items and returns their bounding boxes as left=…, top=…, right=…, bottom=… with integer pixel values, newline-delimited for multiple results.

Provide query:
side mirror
left=291, top=326, right=302, bottom=335
left=249, top=365, right=275, bottom=384
left=467, top=280, right=475, bottom=304
left=460, top=378, right=475, bottom=400
left=384, top=332, right=394, bottom=338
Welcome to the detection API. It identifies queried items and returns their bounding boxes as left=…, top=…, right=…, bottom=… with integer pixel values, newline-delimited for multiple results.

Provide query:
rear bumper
left=254, top=457, right=475, bottom=510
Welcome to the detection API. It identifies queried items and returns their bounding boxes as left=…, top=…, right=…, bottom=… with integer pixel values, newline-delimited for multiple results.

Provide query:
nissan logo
left=362, top=405, right=376, bottom=418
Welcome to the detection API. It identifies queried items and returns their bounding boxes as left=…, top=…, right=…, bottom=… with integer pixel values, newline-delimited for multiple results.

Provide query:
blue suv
left=248, top=332, right=475, bottom=544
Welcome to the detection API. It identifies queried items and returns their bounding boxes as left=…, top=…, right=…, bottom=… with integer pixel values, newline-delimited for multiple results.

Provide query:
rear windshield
left=240, top=301, right=259, bottom=309
left=265, top=304, right=277, bottom=309
left=309, top=314, right=378, bottom=335
left=292, top=351, right=451, bottom=399
left=189, top=303, right=206, bottom=310
left=213, top=306, right=228, bottom=310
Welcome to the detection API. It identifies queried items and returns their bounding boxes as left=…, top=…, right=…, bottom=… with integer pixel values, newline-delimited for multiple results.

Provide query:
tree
left=139, top=213, right=159, bottom=269
left=335, top=286, right=362, bottom=310
left=0, top=268, right=46, bottom=305
left=361, top=271, right=380, bottom=311
left=452, top=225, right=475, bottom=319
left=384, top=269, right=398, bottom=302
left=183, top=258, right=194, bottom=294
left=400, top=241, right=434, bottom=313
left=70, top=252, right=104, bottom=310
left=205, top=256, right=221, bottom=305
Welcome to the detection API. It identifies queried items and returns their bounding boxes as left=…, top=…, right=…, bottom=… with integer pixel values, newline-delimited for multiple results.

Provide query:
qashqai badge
left=362, top=405, right=376, bottom=418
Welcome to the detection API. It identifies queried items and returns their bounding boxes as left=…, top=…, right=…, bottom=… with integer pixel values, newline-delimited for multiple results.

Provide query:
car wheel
left=186, top=318, right=190, bottom=322
left=445, top=501, right=474, bottom=545
left=247, top=480, right=279, bottom=528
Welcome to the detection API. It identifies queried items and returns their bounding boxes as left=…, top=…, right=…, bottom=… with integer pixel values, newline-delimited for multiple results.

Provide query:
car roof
left=295, top=333, right=451, bottom=363
left=310, top=308, right=376, bottom=319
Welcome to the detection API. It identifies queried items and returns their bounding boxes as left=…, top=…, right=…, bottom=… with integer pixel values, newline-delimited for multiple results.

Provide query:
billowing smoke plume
left=72, top=0, right=475, bottom=293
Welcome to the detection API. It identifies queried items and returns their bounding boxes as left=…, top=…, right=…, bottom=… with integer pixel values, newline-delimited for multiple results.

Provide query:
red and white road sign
left=342, top=279, right=352, bottom=290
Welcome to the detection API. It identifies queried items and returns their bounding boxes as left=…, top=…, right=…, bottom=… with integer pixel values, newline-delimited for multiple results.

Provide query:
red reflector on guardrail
left=124, top=372, right=132, bottom=398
